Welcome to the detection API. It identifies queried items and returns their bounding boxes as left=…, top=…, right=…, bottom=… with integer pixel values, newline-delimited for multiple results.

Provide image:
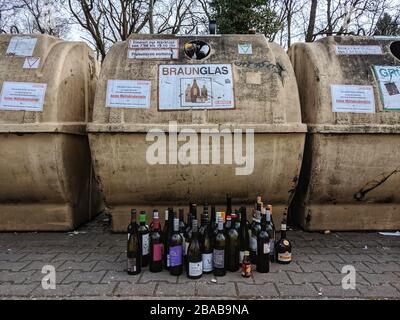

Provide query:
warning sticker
left=23, top=57, right=41, bottom=69
left=331, top=85, right=375, bottom=113
left=159, top=64, right=234, bottom=110
left=128, top=39, right=179, bottom=60
left=106, top=80, right=151, bottom=109
left=0, top=82, right=47, bottom=111
left=238, top=44, right=253, bottom=55
left=6, top=36, right=37, bottom=57
left=373, top=65, right=400, bottom=110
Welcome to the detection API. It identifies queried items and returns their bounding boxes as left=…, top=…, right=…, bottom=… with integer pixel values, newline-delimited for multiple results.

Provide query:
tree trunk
left=305, top=0, right=318, bottom=42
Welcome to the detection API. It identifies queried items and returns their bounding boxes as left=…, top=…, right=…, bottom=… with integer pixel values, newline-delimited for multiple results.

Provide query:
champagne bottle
left=201, top=214, right=213, bottom=274
left=250, top=204, right=262, bottom=264
left=187, top=220, right=202, bottom=279
left=256, top=213, right=270, bottom=273
left=239, top=207, right=250, bottom=265
left=138, top=211, right=150, bottom=267
left=276, top=214, right=292, bottom=264
left=169, top=218, right=183, bottom=276
left=213, top=217, right=226, bottom=277
left=149, top=216, right=163, bottom=273
left=127, top=209, right=141, bottom=275
left=226, top=216, right=240, bottom=272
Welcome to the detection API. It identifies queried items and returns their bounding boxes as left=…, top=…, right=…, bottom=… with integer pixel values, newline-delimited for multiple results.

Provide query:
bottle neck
left=173, top=218, right=179, bottom=233
left=281, top=223, right=287, bottom=238
left=130, top=213, right=136, bottom=223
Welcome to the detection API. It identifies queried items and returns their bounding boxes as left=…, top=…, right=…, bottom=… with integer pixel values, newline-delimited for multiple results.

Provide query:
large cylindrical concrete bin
left=88, top=34, right=306, bottom=232
left=289, top=36, right=400, bottom=231
left=0, top=34, right=100, bottom=231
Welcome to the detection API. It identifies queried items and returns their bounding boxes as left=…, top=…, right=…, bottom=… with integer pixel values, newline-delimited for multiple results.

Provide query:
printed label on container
left=263, top=243, right=270, bottom=254
left=250, top=236, right=257, bottom=251
left=0, top=82, right=47, bottom=111
left=213, top=249, right=225, bottom=268
left=127, top=258, right=137, bottom=272
left=335, top=45, right=382, bottom=55
left=202, top=253, right=213, bottom=272
left=278, top=252, right=292, bottom=262
left=189, top=261, right=202, bottom=277
left=106, top=79, right=151, bottom=109
left=169, top=245, right=182, bottom=267
left=331, top=85, right=375, bottom=113
left=141, top=234, right=150, bottom=255
left=129, top=39, right=179, bottom=49
left=128, top=49, right=179, bottom=59
left=152, top=243, right=163, bottom=262
left=158, top=64, right=234, bottom=110
left=6, top=36, right=37, bottom=56
left=373, top=65, right=400, bottom=110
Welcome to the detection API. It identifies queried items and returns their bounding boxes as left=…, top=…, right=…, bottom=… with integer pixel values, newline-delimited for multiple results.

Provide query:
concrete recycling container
left=88, top=34, right=307, bottom=232
left=289, top=36, right=400, bottom=231
left=0, top=34, right=101, bottom=231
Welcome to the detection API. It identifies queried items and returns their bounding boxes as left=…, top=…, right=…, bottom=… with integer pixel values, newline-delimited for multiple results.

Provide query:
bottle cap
left=244, top=251, right=250, bottom=256
left=139, top=212, right=146, bottom=222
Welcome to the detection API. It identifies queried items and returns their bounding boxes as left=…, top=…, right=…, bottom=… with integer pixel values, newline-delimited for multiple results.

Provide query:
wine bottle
left=149, top=209, right=159, bottom=232
left=241, top=251, right=252, bottom=278
left=226, top=216, right=240, bottom=272
left=127, top=209, right=141, bottom=275
left=138, top=211, right=150, bottom=267
left=201, top=214, right=213, bottom=274
left=179, top=208, right=187, bottom=264
left=276, top=215, right=292, bottom=264
left=226, top=195, right=232, bottom=216
left=162, top=209, right=170, bottom=269
left=213, top=217, right=226, bottom=277
left=234, top=210, right=241, bottom=231
left=256, top=213, right=270, bottom=273
left=149, top=215, right=163, bottom=273
left=168, top=218, right=183, bottom=276
left=239, top=207, right=250, bottom=265
left=187, top=220, right=202, bottom=279
left=249, top=204, right=261, bottom=264
left=266, top=207, right=276, bottom=263
left=210, top=205, right=216, bottom=233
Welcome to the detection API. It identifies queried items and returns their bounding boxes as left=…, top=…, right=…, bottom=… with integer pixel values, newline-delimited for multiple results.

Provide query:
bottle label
left=263, top=243, right=270, bottom=254
left=127, top=258, right=137, bottom=272
left=189, top=261, right=202, bottom=276
left=250, top=236, right=257, bottom=251
left=167, top=254, right=170, bottom=267
left=202, top=253, right=213, bottom=272
left=278, top=251, right=292, bottom=262
left=169, top=245, right=183, bottom=267
left=242, top=262, right=252, bottom=277
left=283, top=240, right=290, bottom=246
left=213, top=249, right=225, bottom=268
left=152, top=243, right=163, bottom=262
left=269, top=239, right=275, bottom=256
left=142, top=233, right=150, bottom=255
left=239, top=251, right=245, bottom=264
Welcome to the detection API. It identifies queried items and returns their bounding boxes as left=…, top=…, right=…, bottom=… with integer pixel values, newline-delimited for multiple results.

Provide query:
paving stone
left=51, top=252, right=90, bottom=263
left=196, top=283, right=236, bottom=297
left=269, top=262, right=303, bottom=273
left=114, top=282, right=156, bottom=296
left=287, top=271, right=330, bottom=285
left=300, top=262, right=337, bottom=273
left=339, top=254, right=378, bottom=263
left=370, top=254, right=400, bottom=263
left=0, top=270, right=35, bottom=284
left=139, top=270, right=178, bottom=284
left=0, top=261, right=31, bottom=272
left=0, top=252, right=28, bottom=262
left=323, top=272, right=369, bottom=286
left=58, top=261, right=97, bottom=272
left=92, top=261, right=126, bottom=272
left=237, top=283, right=279, bottom=298
left=62, top=270, right=107, bottom=284
left=364, top=262, right=400, bottom=273
left=156, top=283, right=196, bottom=296
left=357, top=284, right=400, bottom=299
left=308, top=254, right=345, bottom=263
left=100, top=270, right=141, bottom=284
left=20, top=253, right=59, bottom=262
left=84, top=253, right=119, bottom=263
left=72, top=282, right=117, bottom=296
left=276, top=283, right=320, bottom=298
left=253, top=270, right=292, bottom=284
left=314, top=285, right=360, bottom=298
left=0, top=283, right=39, bottom=297
left=32, top=283, right=79, bottom=297
left=359, top=272, right=400, bottom=285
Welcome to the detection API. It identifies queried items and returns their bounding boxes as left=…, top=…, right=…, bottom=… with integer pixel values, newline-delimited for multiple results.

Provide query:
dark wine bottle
left=127, top=209, right=141, bottom=275
left=249, top=204, right=261, bottom=264
left=201, top=214, right=213, bottom=274
left=213, top=217, right=226, bottom=277
left=149, top=209, right=159, bottom=232
left=226, top=195, right=232, bottom=216
left=178, top=209, right=187, bottom=263
left=256, top=213, right=270, bottom=273
left=226, top=216, right=240, bottom=272
left=239, top=206, right=250, bottom=265
left=266, top=207, right=276, bottom=263
left=149, top=216, right=163, bottom=273
left=276, top=215, right=292, bottom=264
left=168, top=218, right=183, bottom=276
left=138, top=211, right=150, bottom=267
left=187, top=220, right=202, bottom=279
left=162, top=209, right=170, bottom=269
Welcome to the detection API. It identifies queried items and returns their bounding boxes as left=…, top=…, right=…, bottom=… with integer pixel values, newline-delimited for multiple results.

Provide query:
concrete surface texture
left=0, top=213, right=399, bottom=300
left=289, top=36, right=400, bottom=231
left=88, top=34, right=307, bottom=232
left=0, top=34, right=101, bottom=231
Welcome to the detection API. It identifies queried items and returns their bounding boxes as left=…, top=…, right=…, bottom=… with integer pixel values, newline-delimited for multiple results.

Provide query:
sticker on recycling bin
left=331, top=84, right=375, bottom=113
left=238, top=44, right=253, bottom=55
left=373, top=65, right=400, bottom=110
left=6, top=36, right=37, bottom=57
left=128, top=39, right=179, bottom=60
left=0, top=82, right=47, bottom=112
left=106, top=80, right=151, bottom=109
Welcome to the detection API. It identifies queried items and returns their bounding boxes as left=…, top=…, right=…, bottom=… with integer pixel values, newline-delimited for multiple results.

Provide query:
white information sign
left=159, top=64, right=234, bottom=110
left=106, top=80, right=151, bottom=109
left=373, top=65, right=400, bottom=110
left=6, top=36, right=37, bottom=57
left=331, top=85, right=375, bottom=113
left=0, top=82, right=47, bottom=111
left=238, top=44, right=253, bottom=55
left=335, top=45, right=382, bottom=55
left=128, top=39, right=179, bottom=60
left=23, top=57, right=41, bottom=69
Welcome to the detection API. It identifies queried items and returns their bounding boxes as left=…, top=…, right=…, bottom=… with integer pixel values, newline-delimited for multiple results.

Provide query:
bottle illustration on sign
left=190, top=80, right=200, bottom=103
left=385, top=82, right=400, bottom=96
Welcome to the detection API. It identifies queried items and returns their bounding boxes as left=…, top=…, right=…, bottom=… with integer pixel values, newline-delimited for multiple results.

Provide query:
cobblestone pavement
left=0, top=214, right=399, bottom=300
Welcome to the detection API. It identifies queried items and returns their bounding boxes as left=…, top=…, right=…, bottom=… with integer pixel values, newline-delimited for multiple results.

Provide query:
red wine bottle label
left=169, top=245, right=182, bottom=267
left=127, top=258, right=137, bottom=272
left=213, top=249, right=224, bottom=268
left=278, top=251, right=292, bottom=262
left=153, top=243, right=163, bottom=262
left=202, top=253, right=213, bottom=272
left=189, top=261, right=202, bottom=276
left=263, top=243, right=270, bottom=254
left=142, top=234, right=150, bottom=255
